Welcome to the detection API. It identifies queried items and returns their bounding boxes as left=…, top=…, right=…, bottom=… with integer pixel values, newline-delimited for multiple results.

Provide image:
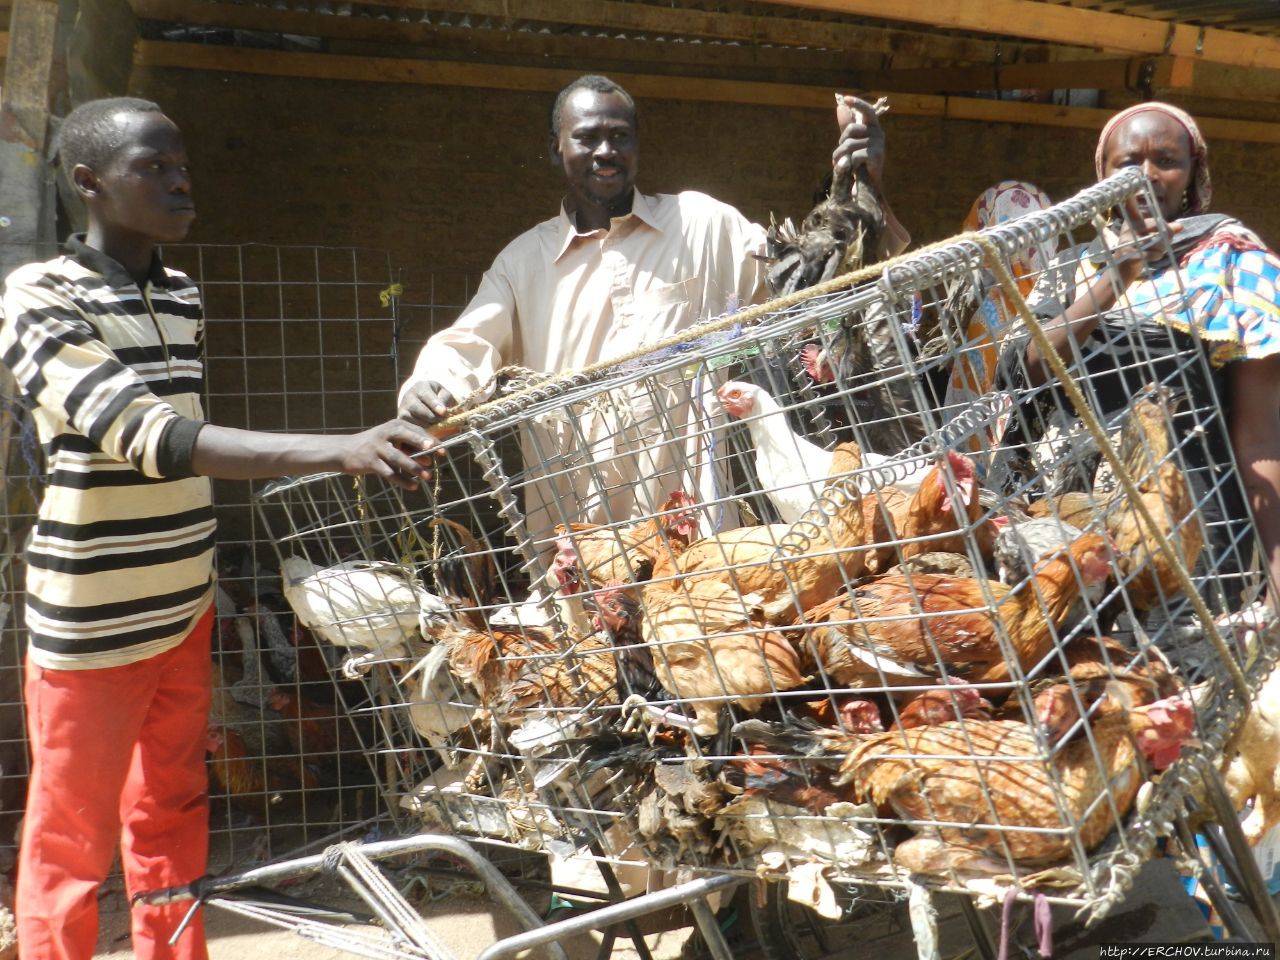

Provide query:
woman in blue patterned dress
left=1011, top=102, right=1280, bottom=611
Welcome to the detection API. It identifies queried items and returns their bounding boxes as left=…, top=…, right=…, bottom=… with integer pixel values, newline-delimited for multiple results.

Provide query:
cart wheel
left=748, top=878, right=907, bottom=960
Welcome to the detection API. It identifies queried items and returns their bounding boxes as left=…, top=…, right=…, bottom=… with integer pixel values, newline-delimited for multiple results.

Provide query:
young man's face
left=77, top=112, right=196, bottom=244
left=551, top=90, right=638, bottom=216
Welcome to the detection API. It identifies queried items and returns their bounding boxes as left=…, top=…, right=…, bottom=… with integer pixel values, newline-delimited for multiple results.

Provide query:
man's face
left=78, top=112, right=196, bottom=244
left=551, top=90, right=638, bottom=215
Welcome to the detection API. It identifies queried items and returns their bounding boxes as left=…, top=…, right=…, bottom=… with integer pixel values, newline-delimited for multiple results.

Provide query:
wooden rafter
left=128, top=0, right=885, bottom=82
left=766, top=0, right=1280, bottom=71
left=132, top=39, right=1280, bottom=143
left=132, top=0, right=1048, bottom=64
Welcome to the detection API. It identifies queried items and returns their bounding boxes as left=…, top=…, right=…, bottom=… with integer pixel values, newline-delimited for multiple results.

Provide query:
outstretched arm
left=1229, top=353, right=1280, bottom=607
left=1022, top=218, right=1178, bottom=386
left=190, top=419, right=437, bottom=490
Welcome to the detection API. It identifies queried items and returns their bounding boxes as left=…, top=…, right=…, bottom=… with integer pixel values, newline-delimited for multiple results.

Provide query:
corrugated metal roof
left=1036, top=0, right=1280, bottom=36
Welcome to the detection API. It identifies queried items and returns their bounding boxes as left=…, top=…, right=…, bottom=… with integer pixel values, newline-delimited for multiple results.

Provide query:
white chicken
left=280, top=556, right=452, bottom=677
left=716, top=380, right=927, bottom=524
left=401, top=642, right=480, bottom=766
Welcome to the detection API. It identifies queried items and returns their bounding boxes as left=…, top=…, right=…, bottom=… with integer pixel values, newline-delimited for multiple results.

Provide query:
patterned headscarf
left=962, top=180, right=1055, bottom=297
left=1094, top=102, right=1211, bottom=215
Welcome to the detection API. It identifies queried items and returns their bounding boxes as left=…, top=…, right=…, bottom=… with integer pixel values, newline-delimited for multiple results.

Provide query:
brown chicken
left=828, top=692, right=1196, bottom=872
left=505, top=633, right=619, bottom=714
left=898, top=450, right=1002, bottom=563
left=1015, top=634, right=1183, bottom=744
left=1104, top=389, right=1202, bottom=613
left=636, top=580, right=808, bottom=736
left=1029, top=389, right=1201, bottom=615
left=893, top=679, right=994, bottom=730
left=265, top=686, right=369, bottom=761
left=206, top=724, right=319, bottom=812
left=548, top=490, right=700, bottom=633
left=439, top=622, right=563, bottom=707
left=861, top=485, right=910, bottom=575
left=800, top=532, right=1114, bottom=689
left=668, top=489, right=866, bottom=625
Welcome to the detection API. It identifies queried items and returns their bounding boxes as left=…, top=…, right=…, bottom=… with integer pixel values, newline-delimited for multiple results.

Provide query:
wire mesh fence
left=0, top=242, right=485, bottom=879
left=254, top=168, right=1279, bottom=927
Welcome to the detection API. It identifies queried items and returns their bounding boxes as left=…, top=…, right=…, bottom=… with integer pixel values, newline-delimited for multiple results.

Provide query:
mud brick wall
left=131, top=68, right=1280, bottom=284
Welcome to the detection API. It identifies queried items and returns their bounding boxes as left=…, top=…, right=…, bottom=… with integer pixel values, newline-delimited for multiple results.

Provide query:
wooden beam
left=765, top=0, right=1280, bottom=72
left=872, top=54, right=1194, bottom=94
left=128, top=0, right=877, bottom=83
left=68, top=0, right=136, bottom=100
left=2, top=0, right=58, bottom=150
left=216, top=0, right=1051, bottom=64
left=132, top=40, right=1280, bottom=144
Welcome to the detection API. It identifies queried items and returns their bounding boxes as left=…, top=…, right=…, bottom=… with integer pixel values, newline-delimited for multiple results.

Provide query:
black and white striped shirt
left=0, top=238, right=214, bottom=669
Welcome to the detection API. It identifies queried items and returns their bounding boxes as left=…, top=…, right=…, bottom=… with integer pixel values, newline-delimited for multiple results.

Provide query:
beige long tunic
left=401, top=191, right=768, bottom=545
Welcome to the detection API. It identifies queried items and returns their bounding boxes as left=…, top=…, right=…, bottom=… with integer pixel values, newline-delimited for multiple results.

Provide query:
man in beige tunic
left=399, top=75, right=908, bottom=543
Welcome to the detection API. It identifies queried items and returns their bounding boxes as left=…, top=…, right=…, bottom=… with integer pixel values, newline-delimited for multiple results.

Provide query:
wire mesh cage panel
left=254, top=169, right=1278, bottom=923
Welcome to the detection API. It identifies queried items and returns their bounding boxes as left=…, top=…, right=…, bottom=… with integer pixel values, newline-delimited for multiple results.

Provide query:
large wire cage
left=253, top=168, right=1278, bottom=927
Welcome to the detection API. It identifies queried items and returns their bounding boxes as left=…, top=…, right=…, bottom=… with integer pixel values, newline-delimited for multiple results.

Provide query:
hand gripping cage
left=248, top=168, right=1280, bottom=940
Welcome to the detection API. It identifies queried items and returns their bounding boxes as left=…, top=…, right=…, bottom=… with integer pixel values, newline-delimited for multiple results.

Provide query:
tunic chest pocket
left=629, top=276, right=700, bottom=336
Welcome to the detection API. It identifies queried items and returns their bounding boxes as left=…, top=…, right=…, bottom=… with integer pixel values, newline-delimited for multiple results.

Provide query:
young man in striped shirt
left=0, top=98, right=436, bottom=960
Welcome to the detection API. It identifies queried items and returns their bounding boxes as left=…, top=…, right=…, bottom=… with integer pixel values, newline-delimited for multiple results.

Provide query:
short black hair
left=549, top=75, right=636, bottom=138
left=55, top=97, right=165, bottom=174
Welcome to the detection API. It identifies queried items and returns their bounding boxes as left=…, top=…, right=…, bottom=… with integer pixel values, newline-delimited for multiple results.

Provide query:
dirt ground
left=92, top=884, right=697, bottom=960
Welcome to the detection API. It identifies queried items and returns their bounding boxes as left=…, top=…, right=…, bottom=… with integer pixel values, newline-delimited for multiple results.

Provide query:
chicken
left=717, top=380, right=861, bottom=524
left=762, top=95, right=888, bottom=296
left=1103, top=388, right=1202, bottom=614
left=670, top=488, right=867, bottom=624
left=829, top=693, right=1196, bottom=871
left=590, top=584, right=660, bottom=701
left=416, top=516, right=498, bottom=608
left=722, top=745, right=845, bottom=816
left=993, top=515, right=1085, bottom=587
left=883, top=551, right=976, bottom=579
left=1001, top=635, right=1181, bottom=745
left=437, top=621, right=562, bottom=708
left=267, top=686, right=350, bottom=759
left=860, top=485, right=910, bottom=575
left=280, top=556, right=450, bottom=676
left=505, top=633, right=619, bottom=715
left=799, top=304, right=927, bottom=456
left=206, top=724, right=319, bottom=813
left=635, top=580, right=808, bottom=736
left=547, top=490, right=699, bottom=633
left=399, top=641, right=482, bottom=763
left=716, top=379, right=931, bottom=526
left=893, top=679, right=993, bottom=730
left=897, top=450, right=1001, bottom=563
left=1214, top=657, right=1280, bottom=845
left=800, top=532, right=1114, bottom=688
left=1027, top=388, right=1201, bottom=616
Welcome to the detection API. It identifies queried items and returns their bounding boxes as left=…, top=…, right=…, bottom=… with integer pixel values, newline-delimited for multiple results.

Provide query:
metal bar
left=137, top=835, right=569, bottom=960
left=1201, top=766, right=1280, bottom=942
left=477, top=875, right=743, bottom=960
left=689, top=894, right=735, bottom=960
left=1175, top=816, right=1254, bottom=941
left=588, top=857, right=655, bottom=960
left=956, top=896, right=997, bottom=960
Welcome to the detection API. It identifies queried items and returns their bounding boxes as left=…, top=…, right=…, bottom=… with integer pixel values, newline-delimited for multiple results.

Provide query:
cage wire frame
left=249, top=168, right=1279, bottom=936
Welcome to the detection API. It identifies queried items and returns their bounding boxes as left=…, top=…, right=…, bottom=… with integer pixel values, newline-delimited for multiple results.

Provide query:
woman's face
left=1102, top=111, right=1195, bottom=222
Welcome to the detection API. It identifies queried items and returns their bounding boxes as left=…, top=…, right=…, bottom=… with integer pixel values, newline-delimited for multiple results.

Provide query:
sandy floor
left=91, top=869, right=702, bottom=960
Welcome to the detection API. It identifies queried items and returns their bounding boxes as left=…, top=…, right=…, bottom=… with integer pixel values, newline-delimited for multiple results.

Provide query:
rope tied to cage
left=428, top=230, right=1004, bottom=437
left=968, top=232, right=1250, bottom=706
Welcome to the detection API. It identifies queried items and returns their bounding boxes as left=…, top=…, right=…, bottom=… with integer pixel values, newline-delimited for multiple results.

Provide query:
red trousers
left=17, top=607, right=214, bottom=960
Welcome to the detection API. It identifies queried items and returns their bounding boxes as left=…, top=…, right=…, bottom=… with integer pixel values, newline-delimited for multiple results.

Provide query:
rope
left=969, top=233, right=1251, bottom=705
left=432, top=231, right=989, bottom=435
